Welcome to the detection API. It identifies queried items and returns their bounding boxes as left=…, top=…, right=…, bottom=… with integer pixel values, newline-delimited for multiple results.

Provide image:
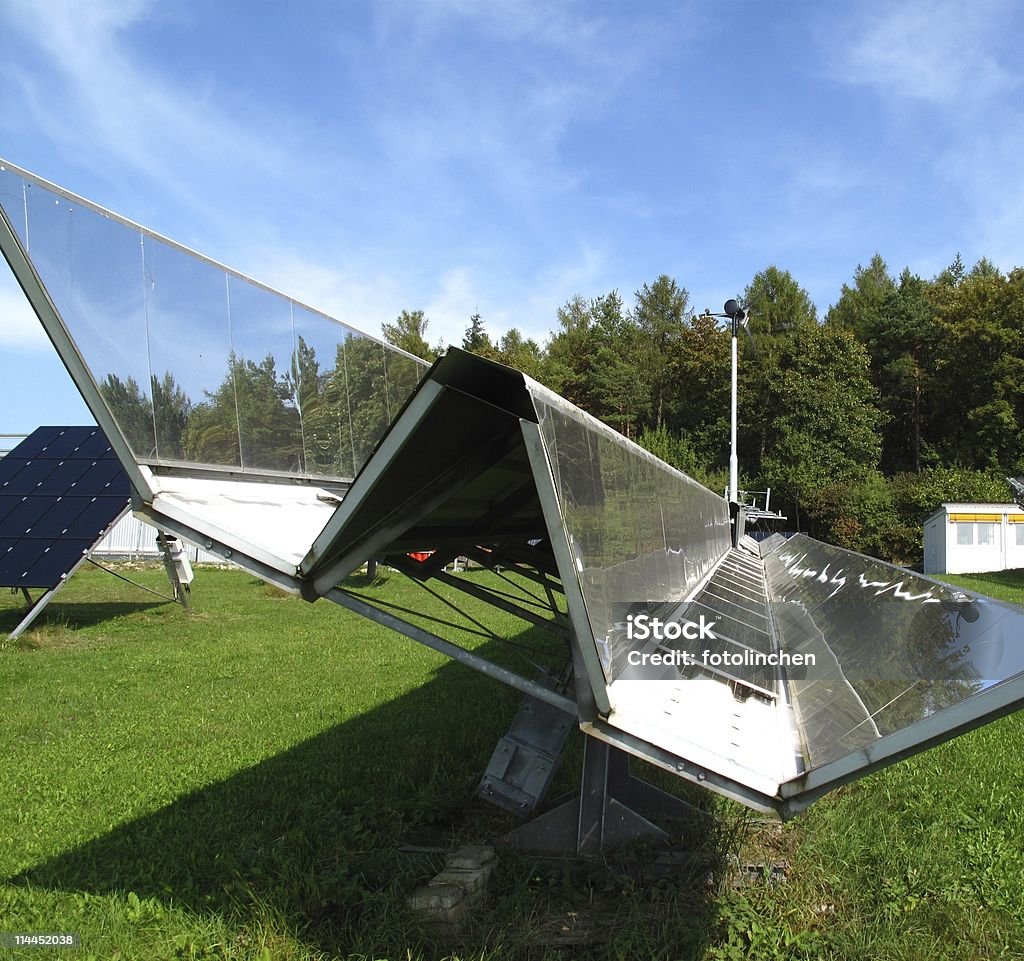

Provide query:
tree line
left=383, top=255, right=1024, bottom=566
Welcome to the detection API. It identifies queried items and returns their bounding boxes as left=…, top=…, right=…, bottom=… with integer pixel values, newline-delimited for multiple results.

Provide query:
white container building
left=923, top=502, right=1024, bottom=575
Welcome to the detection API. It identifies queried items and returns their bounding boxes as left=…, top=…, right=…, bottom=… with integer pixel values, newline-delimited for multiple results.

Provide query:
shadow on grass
left=0, top=598, right=172, bottom=636
left=12, top=624, right=731, bottom=960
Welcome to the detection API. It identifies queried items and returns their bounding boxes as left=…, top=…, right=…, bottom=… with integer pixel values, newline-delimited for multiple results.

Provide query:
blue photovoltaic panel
left=0, top=427, right=130, bottom=588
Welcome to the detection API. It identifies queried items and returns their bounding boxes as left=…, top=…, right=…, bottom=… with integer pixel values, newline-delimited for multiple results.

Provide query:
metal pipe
left=729, top=321, right=739, bottom=505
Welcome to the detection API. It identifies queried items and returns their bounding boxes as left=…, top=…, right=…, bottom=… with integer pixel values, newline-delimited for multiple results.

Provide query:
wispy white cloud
left=390, top=245, right=608, bottom=350
left=380, top=0, right=678, bottom=71
left=233, top=245, right=410, bottom=342
left=360, top=0, right=691, bottom=213
left=824, top=0, right=1024, bottom=273
left=1, top=0, right=670, bottom=361
left=830, top=0, right=1017, bottom=104
left=510, top=244, right=609, bottom=344
left=938, top=119, right=1024, bottom=268
left=423, top=267, right=481, bottom=347
left=0, top=0, right=295, bottom=211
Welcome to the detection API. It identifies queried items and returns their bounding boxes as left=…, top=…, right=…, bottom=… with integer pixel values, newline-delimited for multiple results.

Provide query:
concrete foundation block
left=408, top=845, right=497, bottom=929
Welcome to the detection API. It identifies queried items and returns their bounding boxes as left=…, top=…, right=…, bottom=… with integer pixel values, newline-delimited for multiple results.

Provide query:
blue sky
left=2, top=0, right=1023, bottom=433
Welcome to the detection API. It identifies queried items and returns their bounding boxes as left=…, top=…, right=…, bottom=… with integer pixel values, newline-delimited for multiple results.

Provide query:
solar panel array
left=0, top=427, right=129, bottom=588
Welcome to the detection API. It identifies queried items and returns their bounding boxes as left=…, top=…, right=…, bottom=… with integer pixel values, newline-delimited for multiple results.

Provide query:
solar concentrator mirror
left=3, top=158, right=1024, bottom=820
left=0, top=160, right=428, bottom=578
left=763, top=534, right=1024, bottom=811
left=0, top=161, right=429, bottom=483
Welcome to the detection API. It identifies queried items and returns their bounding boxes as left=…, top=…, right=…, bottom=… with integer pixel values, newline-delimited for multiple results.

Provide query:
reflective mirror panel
left=766, top=533, right=1024, bottom=770
left=529, top=382, right=732, bottom=681
left=225, top=276, right=303, bottom=473
left=143, top=236, right=236, bottom=466
left=22, top=182, right=156, bottom=458
left=0, top=166, right=29, bottom=248
left=291, top=306, right=357, bottom=479
left=0, top=162, right=429, bottom=481
left=344, top=337, right=390, bottom=471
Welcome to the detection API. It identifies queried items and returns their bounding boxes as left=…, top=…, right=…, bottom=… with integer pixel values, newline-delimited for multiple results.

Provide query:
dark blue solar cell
left=8, top=426, right=64, bottom=460
left=22, top=496, right=93, bottom=538
left=1, top=458, right=61, bottom=495
left=102, top=468, right=131, bottom=497
left=20, top=539, right=94, bottom=588
left=36, top=458, right=95, bottom=495
left=0, top=538, right=57, bottom=585
left=0, top=457, right=32, bottom=487
left=0, top=496, right=60, bottom=535
left=0, top=494, right=23, bottom=525
left=37, top=428, right=97, bottom=459
left=75, top=457, right=129, bottom=494
left=74, top=431, right=114, bottom=458
left=0, top=426, right=129, bottom=589
left=70, top=497, right=128, bottom=537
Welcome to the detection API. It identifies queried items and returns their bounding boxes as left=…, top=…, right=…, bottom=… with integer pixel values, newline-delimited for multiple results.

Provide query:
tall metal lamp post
left=722, top=298, right=747, bottom=507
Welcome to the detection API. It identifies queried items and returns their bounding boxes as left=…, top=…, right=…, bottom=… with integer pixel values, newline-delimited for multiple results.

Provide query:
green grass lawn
left=1, top=564, right=1023, bottom=960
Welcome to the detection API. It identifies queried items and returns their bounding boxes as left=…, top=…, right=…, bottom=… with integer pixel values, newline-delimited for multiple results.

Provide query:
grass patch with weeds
left=1, top=564, right=1023, bottom=959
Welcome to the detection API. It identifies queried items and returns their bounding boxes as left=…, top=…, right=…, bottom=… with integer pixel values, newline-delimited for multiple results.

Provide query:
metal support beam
left=464, top=547, right=563, bottom=592
left=9, top=586, right=61, bottom=640
left=156, top=533, right=191, bottom=611
left=324, top=587, right=577, bottom=716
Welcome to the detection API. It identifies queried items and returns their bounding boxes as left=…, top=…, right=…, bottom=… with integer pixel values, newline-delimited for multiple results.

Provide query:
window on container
left=977, top=523, right=997, bottom=546
left=1016, top=524, right=1024, bottom=547
left=956, top=523, right=974, bottom=546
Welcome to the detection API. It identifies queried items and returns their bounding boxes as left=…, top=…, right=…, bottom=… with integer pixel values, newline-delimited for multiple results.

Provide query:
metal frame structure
left=5, top=158, right=1024, bottom=853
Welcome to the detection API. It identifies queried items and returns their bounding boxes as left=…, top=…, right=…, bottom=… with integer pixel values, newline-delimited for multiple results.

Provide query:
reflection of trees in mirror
left=182, top=371, right=241, bottom=468
left=542, top=401, right=722, bottom=573
left=151, top=372, right=192, bottom=461
left=386, top=352, right=426, bottom=415
left=102, top=333, right=424, bottom=478
left=292, top=334, right=344, bottom=477
left=179, top=351, right=301, bottom=471
left=99, top=374, right=155, bottom=458
left=328, top=337, right=390, bottom=473
left=234, top=353, right=302, bottom=472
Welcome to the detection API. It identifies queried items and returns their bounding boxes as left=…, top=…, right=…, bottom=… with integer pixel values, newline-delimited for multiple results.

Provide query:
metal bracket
left=499, top=736, right=697, bottom=856
left=477, top=669, right=575, bottom=815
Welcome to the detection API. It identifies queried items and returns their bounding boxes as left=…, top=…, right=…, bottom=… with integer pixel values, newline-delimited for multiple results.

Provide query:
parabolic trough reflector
left=3, top=158, right=1024, bottom=823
